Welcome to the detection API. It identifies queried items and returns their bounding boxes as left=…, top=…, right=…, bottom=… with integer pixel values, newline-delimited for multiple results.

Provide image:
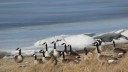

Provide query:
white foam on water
left=121, top=30, right=128, bottom=38
left=64, top=34, right=95, bottom=49
left=34, top=35, right=69, bottom=48
left=34, top=29, right=128, bottom=51
left=2, top=29, right=128, bottom=57
left=34, top=34, right=95, bottom=51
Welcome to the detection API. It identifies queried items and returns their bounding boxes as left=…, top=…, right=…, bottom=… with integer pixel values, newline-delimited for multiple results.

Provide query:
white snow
left=101, top=37, right=128, bottom=46
left=113, top=37, right=128, bottom=43
left=2, top=29, right=128, bottom=57
left=64, top=34, right=95, bottom=50
left=34, top=29, right=128, bottom=52
left=121, top=30, right=128, bottom=38
left=115, top=29, right=125, bottom=34
left=34, top=35, right=69, bottom=48
left=34, top=34, right=95, bottom=51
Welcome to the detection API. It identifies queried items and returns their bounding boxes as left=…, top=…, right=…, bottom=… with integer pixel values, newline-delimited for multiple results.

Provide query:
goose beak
left=51, top=41, right=55, bottom=44
left=61, top=43, right=65, bottom=45
left=32, top=54, right=35, bottom=56
left=16, top=48, right=20, bottom=50
left=39, top=50, right=42, bottom=53
left=42, top=42, right=46, bottom=45
left=56, top=39, right=62, bottom=42
left=92, top=42, right=96, bottom=46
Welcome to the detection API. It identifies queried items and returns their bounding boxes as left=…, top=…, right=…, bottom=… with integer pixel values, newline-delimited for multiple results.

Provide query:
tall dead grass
left=0, top=43, right=128, bottom=72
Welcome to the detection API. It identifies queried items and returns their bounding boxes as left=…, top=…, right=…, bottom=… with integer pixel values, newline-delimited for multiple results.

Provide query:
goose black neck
left=42, top=52, right=45, bottom=57
left=54, top=43, right=56, bottom=49
left=64, top=44, right=67, bottom=52
left=69, top=45, right=72, bottom=52
left=113, top=41, right=116, bottom=48
left=34, top=55, right=37, bottom=60
left=96, top=45, right=100, bottom=53
left=84, top=48, right=88, bottom=55
left=45, top=43, right=48, bottom=51
left=62, top=52, right=65, bottom=59
left=97, top=40, right=102, bottom=46
left=19, top=49, right=21, bottom=55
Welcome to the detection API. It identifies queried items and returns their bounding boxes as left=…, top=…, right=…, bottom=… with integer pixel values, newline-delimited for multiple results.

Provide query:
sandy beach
left=0, top=43, right=128, bottom=72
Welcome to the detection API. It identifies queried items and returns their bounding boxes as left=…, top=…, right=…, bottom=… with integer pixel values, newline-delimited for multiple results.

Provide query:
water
left=0, top=0, right=128, bottom=50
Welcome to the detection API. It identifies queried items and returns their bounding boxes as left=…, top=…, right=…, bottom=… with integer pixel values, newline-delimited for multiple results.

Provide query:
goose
left=39, top=50, right=57, bottom=65
left=61, top=43, right=68, bottom=55
left=77, top=39, right=102, bottom=55
left=95, top=39, right=103, bottom=50
left=42, top=42, right=52, bottom=57
left=67, top=44, right=80, bottom=58
left=14, top=48, right=24, bottom=63
left=112, top=40, right=126, bottom=58
left=94, top=42, right=118, bottom=64
left=39, top=50, right=51, bottom=62
left=84, top=47, right=89, bottom=55
left=32, top=53, right=42, bottom=64
left=51, top=41, right=61, bottom=58
left=61, top=51, right=80, bottom=64
left=96, top=39, right=102, bottom=46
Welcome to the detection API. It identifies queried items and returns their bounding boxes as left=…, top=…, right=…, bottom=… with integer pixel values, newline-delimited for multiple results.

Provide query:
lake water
left=0, top=0, right=128, bottom=50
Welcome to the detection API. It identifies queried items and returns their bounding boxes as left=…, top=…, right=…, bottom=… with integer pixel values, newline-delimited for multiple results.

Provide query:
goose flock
left=13, top=29, right=128, bottom=65
left=13, top=38, right=128, bottom=65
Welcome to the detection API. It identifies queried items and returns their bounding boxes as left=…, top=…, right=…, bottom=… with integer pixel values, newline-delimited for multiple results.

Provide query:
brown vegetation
left=0, top=43, right=128, bottom=72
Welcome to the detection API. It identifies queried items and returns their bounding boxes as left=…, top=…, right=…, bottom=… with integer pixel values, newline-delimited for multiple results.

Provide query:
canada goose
left=94, top=42, right=118, bottom=64
left=61, top=43, right=68, bottom=55
left=14, top=48, right=24, bottom=63
left=51, top=41, right=61, bottom=58
left=32, top=54, right=42, bottom=64
left=84, top=47, right=88, bottom=55
left=67, top=44, right=80, bottom=58
left=39, top=50, right=51, bottom=62
left=95, top=39, right=102, bottom=51
left=112, top=40, right=126, bottom=58
left=96, top=39, right=102, bottom=46
left=39, top=50, right=57, bottom=65
left=61, top=51, right=80, bottom=64
left=42, top=42, right=52, bottom=57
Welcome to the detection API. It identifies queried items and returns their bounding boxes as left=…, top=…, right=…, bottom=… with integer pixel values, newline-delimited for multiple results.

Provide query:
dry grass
left=0, top=43, right=128, bottom=72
